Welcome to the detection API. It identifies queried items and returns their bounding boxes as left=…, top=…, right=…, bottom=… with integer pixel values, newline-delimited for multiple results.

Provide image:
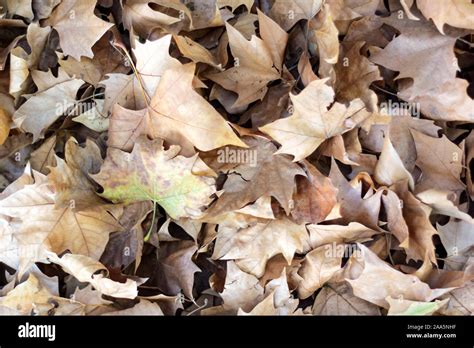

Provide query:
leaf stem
left=144, top=200, right=157, bottom=242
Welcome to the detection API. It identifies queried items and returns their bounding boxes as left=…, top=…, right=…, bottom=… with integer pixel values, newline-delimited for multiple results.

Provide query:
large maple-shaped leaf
left=207, top=22, right=280, bottom=108
left=213, top=216, right=310, bottom=277
left=370, top=22, right=457, bottom=98
left=93, top=136, right=216, bottom=219
left=260, top=79, right=370, bottom=162
left=148, top=63, right=246, bottom=152
left=370, top=15, right=474, bottom=122
left=45, top=0, right=114, bottom=60
left=0, top=181, right=121, bottom=275
left=206, top=137, right=305, bottom=216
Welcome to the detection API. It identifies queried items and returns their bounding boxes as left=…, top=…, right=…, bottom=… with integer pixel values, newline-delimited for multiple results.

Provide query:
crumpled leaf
left=47, top=252, right=138, bottom=299
left=345, top=244, right=453, bottom=308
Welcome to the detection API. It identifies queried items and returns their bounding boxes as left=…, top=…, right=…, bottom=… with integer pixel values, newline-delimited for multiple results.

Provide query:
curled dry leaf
left=47, top=252, right=138, bottom=299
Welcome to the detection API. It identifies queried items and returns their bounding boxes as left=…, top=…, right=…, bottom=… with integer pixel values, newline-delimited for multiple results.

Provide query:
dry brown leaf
left=207, top=22, right=280, bottom=108
left=45, top=0, right=114, bottom=60
left=213, top=216, right=310, bottom=277
left=345, top=244, right=453, bottom=308
left=312, top=282, right=381, bottom=315
left=260, top=79, right=370, bottom=161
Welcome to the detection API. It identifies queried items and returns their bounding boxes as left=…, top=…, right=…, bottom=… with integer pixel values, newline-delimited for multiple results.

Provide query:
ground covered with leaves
left=0, top=0, right=473, bottom=316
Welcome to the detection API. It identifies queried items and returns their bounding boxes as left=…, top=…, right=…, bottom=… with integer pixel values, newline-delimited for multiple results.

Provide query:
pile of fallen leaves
left=0, top=0, right=473, bottom=316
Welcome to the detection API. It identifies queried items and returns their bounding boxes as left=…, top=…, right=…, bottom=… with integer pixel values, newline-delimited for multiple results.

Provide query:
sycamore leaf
left=437, top=219, right=474, bottom=257
left=213, top=216, right=310, bottom=277
left=291, top=160, right=337, bottom=224
left=329, top=158, right=382, bottom=231
left=0, top=180, right=121, bottom=275
left=411, top=130, right=464, bottom=194
left=93, top=136, right=216, bottom=219
left=260, top=79, right=371, bottom=162
left=257, top=9, right=288, bottom=72
left=58, top=35, right=129, bottom=86
left=269, top=0, right=322, bottom=31
left=47, top=252, right=138, bottom=299
left=417, top=0, right=474, bottom=34
left=206, top=137, right=305, bottom=216
left=295, top=245, right=342, bottom=299
left=335, top=41, right=381, bottom=110
left=149, top=241, right=200, bottom=299
left=207, top=22, right=280, bottom=108
left=148, top=63, right=247, bottom=152
left=345, top=244, right=453, bottom=308
left=370, top=18, right=458, bottom=98
left=0, top=273, right=84, bottom=315
left=312, top=283, right=381, bottom=315
left=13, top=78, right=84, bottom=142
left=48, top=137, right=104, bottom=209
left=45, top=0, right=113, bottom=60
left=101, top=35, right=181, bottom=112
left=219, top=261, right=264, bottom=312
left=391, top=181, right=437, bottom=263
